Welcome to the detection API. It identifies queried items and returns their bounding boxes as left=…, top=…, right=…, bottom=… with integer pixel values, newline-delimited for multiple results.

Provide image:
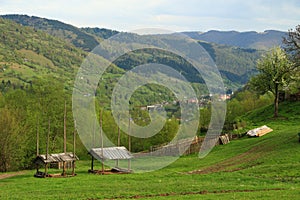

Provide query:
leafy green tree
left=199, top=106, right=211, bottom=133
left=0, top=107, right=25, bottom=172
left=29, top=78, right=69, bottom=152
left=249, top=47, right=296, bottom=118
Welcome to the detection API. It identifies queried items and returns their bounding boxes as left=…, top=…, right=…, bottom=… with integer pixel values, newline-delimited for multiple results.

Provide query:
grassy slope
left=0, top=17, right=86, bottom=87
left=1, top=14, right=100, bottom=52
left=0, top=102, right=299, bottom=199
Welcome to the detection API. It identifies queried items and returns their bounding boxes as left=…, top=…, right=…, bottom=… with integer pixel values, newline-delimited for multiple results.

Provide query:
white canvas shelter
left=247, top=125, right=273, bottom=137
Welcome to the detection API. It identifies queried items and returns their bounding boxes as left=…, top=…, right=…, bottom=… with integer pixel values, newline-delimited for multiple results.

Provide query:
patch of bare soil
left=188, top=143, right=274, bottom=174
left=0, top=171, right=26, bottom=180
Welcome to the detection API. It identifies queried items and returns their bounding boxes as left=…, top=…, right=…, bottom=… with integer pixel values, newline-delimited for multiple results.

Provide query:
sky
left=1, top=0, right=300, bottom=32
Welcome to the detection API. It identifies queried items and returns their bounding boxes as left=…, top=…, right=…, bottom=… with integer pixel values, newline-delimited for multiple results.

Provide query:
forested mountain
left=1, top=14, right=120, bottom=52
left=0, top=17, right=86, bottom=90
left=183, top=30, right=286, bottom=50
left=199, top=41, right=263, bottom=87
left=112, top=43, right=263, bottom=90
left=1, top=14, right=100, bottom=51
left=81, top=27, right=119, bottom=39
left=0, top=15, right=265, bottom=91
left=0, top=15, right=263, bottom=89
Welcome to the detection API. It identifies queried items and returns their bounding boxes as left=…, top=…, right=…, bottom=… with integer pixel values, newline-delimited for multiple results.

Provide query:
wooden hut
left=88, top=146, right=133, bottom=174
left=34, top=102, right=78, bottom=178
left=34, top=153, right=78, bottom=177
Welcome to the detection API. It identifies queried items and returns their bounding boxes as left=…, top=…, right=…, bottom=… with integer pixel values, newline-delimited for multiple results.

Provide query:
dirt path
left=0, top=171, right=27, bottom=180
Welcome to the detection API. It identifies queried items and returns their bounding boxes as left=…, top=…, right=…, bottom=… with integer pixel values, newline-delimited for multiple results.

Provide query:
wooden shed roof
left=35, top=152, right=78, bottom=164
left=89, top=146, right=133, bottom=161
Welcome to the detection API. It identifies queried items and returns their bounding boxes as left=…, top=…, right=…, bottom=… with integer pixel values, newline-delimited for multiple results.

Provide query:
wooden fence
left=146, top=134, right=230, bottom=157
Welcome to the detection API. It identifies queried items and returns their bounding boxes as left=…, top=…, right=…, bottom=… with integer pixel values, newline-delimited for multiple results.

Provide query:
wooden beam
left=91, top=156, right=94, bottom=171
left=46, top=119, right=50, bottom=160
left=100, top=109, right=104, bottom=175
left=45, top=163, right=48, bottom=177
left=93, top=118, right=96, bottom=148
left=101, top=159, right=104, bottom=175
left=128, top=117, right=131, bottom=152
left=118, top=114, right=120, bottom=146
left=62, top=162, right=66, bottom=177
left=63, top=101, right=67, bottom=176
left=128, top=117, right=131, bottom=172
left=36, top=116, right=39, bottom=156
left=64, top=100, right=67, bottom=153
left=116, top=114, right=120, bottom=167
left=72, top=124, right=76, bottom=176
left=128, top=159, right=131, bottom=172
left=45, top=118, right=50, bottom=177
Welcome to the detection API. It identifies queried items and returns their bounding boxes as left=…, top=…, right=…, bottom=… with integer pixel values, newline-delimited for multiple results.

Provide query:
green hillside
left=2, top=14, right=265, bottom=90
left=0, top=17, right=86, bottom=89
left=243, top=101, right=300, bottom=125
left=0, top=15, right=264, bottom=97
left=107, top=41, right=263, bottom=90
left=199, top=41, right=264, bottom=87
left=1, top=14, right=100, bottom=51
left=0, top=101, right=299, bottom=199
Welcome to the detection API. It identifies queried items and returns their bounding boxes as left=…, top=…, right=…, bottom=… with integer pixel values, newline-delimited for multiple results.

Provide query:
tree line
left=0, top=77, right=181, bottom=172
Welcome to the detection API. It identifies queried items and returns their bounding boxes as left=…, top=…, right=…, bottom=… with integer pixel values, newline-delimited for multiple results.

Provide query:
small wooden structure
left=34, top=102, right=78, bottom=178
left=246, top=125, right=273, bottom=137
left=88, top=146, right=133, bottom=174
left=34, top=153, right=78, bottom=177
left=219, top=134, right=230, bottom=145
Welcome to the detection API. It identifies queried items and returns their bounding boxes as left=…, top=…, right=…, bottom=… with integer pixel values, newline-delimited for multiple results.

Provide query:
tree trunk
left=274, top=83, right=279, bottom=118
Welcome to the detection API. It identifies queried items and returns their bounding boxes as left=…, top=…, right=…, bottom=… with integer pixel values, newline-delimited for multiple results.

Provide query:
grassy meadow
left=0, top=102, right=300, bottom=199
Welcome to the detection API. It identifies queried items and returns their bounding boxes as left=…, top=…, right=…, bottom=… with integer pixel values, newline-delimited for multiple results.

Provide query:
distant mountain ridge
left=1, top=14, right=118, bottom=51
left=183, top=30, right=287, bottom=50
left=2, top=14, right=286, bottom=51
left=0, top=14, right=270, bottom=90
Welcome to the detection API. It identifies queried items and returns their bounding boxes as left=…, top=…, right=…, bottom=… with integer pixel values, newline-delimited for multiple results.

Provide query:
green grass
left=1, top=102, right=300, bottom=199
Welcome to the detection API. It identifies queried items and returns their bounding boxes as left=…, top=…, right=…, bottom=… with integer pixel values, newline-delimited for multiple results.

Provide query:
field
left=0, top=102, right=300, bottom=199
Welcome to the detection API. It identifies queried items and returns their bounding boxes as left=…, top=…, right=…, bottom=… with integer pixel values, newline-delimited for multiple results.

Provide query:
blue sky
left=1, top=0, right=299, bottom=32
